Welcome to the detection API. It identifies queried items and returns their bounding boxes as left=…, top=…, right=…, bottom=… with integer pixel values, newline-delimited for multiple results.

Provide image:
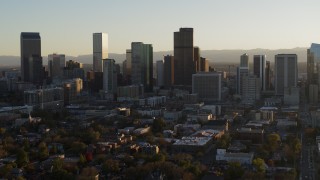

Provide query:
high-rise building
left=199, top=57, right=209, bottom=72
left=28, top=55, right=44, bottom=85
left=20, top=32, right=41, bottom=82
left=241, top=75, right=261, bottom=103
left=93, top=33, right=108, bottom=72
left=63, top=60, right=84, bottom=80
left=164, top=55, right=174, bottom=88
left=156, top=60, right=164, bottom=87
left=236, top=67, right=249, bottom=95
left=131, top=42, right=153, bottom=92
left=265, top=61, right=272, bottom=90
left=307, top=43, right=320, bottom=85
left=240, top=53, right=249, bottom=68
left=192, top=72, right=221, bottom=101
left=253, top=55, right=266, bottom=91
left=309, top=84, right=318, bottom=104
left=194, top=46, right=200, bottom=72
left=102, top=59, right=117, bottom=93
left=63, top=78, right=83, bottom=105
left=274, top=54, right=298, bottom=96
left=123, top=49, right=132, bottom=76
left=48, top=53, right=65, bottom=79
left=174, top=28, right=195, bottom=86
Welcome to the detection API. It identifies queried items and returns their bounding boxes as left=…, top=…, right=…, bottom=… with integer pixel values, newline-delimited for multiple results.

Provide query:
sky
left=0, top=0, right=320, bottom=56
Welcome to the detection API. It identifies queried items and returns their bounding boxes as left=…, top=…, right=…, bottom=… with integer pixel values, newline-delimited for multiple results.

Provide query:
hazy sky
left=1, top=0, right=320, bottom=56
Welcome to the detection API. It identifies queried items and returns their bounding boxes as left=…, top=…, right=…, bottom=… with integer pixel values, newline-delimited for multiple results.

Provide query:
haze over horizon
left=0, top=0, right=320, bottom=57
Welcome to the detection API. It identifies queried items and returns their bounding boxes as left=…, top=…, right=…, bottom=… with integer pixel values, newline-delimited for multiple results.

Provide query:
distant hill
left=0, top=47, right=307, bottom=67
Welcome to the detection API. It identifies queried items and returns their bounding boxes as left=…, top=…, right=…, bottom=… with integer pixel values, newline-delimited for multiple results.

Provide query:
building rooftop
left=173, top=136, right=212, bottom=146
left=21, top=32, right=40, bottom=39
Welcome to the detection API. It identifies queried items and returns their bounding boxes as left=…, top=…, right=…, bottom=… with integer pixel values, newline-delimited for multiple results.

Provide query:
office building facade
left=20, top=32, right=41, bottom=82
left=48, top=53, right=65, bottom=79
left=156, top=60, right=164, bottom=87
left=174, top=28, right=195, bottom=86
left=192, top=72, right=221, bottom=101
left=93, top=33, right=108, bottom=72
left=103, top=59, right=117, bottom=93
left=131, top=42, right=153, bottom=92
left=253, top=55, right=266, bottom=91
left=274, top=54, right=298, bottom=96
left=164, top=55, right=174, bottom=88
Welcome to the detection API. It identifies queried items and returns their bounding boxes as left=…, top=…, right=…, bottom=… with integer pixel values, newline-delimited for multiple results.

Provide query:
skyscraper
left=236, top=67, right=249, bottom=95
left=253, top=55, right=266, bottom=91
left=194, top=46, right=200, bottom=72
left=265, top=61, right=272, bottom=90
left=156, top=60, right=164, bottom=87
left=241, top=75, right=261, bottom=104
left=164, top=55, right=174, bottom=88
left=307, top=43, right=320, bottom=85
left=237, top=54, right=249, bottom=95
left=29, top=55, right=44, bottom=85
left=192, top=72, right=221, bottom=101
left=240, top=53, right=249, bottom=67
left=199, top=57, right=209, bottom=72
left=131, top=42, right=153, bottom=92
left=93, top=33, right=108, bottom=72
left=20, top=32, right=41, bottom=82
left=123, top=49, right=132, bottom=77
left=275, top=54, right=298, bottom=96
left=103, top=59, right=117, bottom=93
left=174, top=28, right=195, bottom=86
left=48, top=53, right=65, bottom=79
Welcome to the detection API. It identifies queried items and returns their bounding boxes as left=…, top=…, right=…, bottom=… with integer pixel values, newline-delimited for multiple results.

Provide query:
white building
left=93, top=33, right=108, bottom=72
left=192, top=72, right=221, bottom=101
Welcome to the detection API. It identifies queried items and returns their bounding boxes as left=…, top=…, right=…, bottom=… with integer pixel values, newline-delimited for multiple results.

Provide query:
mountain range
left=0, top=47, right=307, bottom=67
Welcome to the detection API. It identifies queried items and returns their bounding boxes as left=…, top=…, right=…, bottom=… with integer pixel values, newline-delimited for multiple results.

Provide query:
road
left=300, top=83, right=316, bottom=180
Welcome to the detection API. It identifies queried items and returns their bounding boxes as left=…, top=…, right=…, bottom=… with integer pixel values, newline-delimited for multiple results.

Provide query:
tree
left=102, top=159, right=120, bottom=174
left=78, top=154, right=87, bottom=167
left=52, top=158, right=64, bottom=172
left=152, top=118, right=166, bottom=134
left=16, top=149, right=29, bottom=168
left=224, top=162, right=245, bottom=180
left=267, top=133, right=281, bottom=152
left=38, top=142, right=49, bottom=160
left=216, top=133, right=231, bottom=149
left=253, top=158, right=266, bottom=173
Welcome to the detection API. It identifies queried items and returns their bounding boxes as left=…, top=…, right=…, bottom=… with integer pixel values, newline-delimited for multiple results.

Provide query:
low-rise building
left=235, top=128, right=264, bottom=144
left=163, top=110, right=183, bottom=121
left=216, top=149, right=253, bottom=165
left=172, top=136, right=213, bottom=153
left=133, top=127, right=151, bottom=135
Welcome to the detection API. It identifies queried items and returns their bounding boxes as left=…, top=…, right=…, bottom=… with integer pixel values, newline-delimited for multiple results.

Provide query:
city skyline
left=1, top=0, right=320, bottom=56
